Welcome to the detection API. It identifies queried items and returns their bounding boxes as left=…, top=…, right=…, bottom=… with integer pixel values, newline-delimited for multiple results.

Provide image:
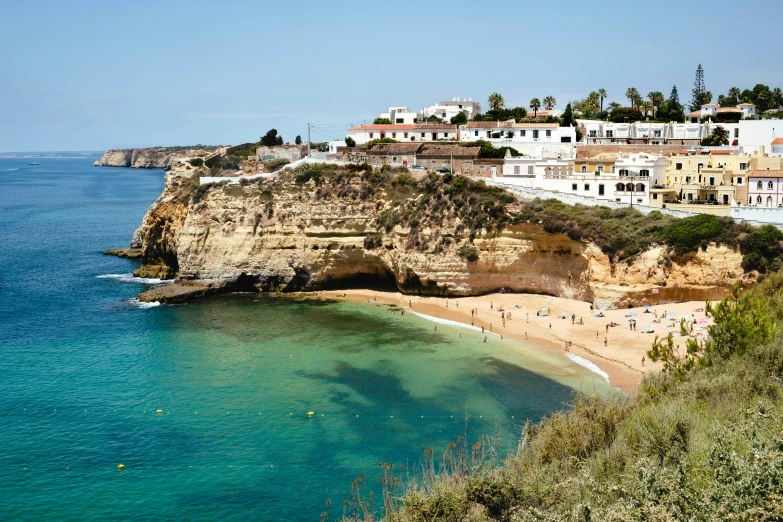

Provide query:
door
left=723, top=194, right=729, bottom=204
left=767, top=196, right=773, bottom=207
left=598, top=184, right=605, bottom=196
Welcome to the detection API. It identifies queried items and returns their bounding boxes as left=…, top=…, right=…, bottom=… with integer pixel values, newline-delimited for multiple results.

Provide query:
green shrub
left=457, top=244, right=479, bottom=262
left=188, top=157, right=204, bottom=167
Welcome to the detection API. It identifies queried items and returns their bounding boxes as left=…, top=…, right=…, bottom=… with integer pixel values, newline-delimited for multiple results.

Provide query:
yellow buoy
left=117, top=464, right=125, bottom=470
left=307, top=411, right=314, bottom=417
left=156, top=409, right=163, bottom=414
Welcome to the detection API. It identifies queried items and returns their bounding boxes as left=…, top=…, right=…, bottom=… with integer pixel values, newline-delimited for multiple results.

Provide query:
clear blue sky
left=2, top=0, right=782, bottom=151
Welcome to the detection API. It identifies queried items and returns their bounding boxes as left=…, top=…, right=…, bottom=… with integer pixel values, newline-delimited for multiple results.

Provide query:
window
left=769, top=181, right=774, bottom=190
left=740, top=163, right=748, bottom=170
left=421, top=133, right=425, bottom=138
left=520, top=130, right=526, bottom=137
left=514, top=166, right=520, bottom=174
left=572, top=183, right=578, bottom=191
left=640, top=169, right=649, bottom=176
left=653, top=130, right=661, bottom=137
left=380, top=132, right=386, bottom=139
left=697, top=163, right=703, bottom=172
left=737, top=177, right=743, bottom=185
left=533, top=130, right=539, bottom=139
left=619, top=169, right=629, bottom=176
left=758, top=181, right=763, bottom=189
left=546, top=130, right=551, bottom=137
left=611, top=166, right=616, bottom=173
left=734, top=129, right=739, bottom=138
left=589, top=130, right=597, bottom=137
left=369, top=133, right=374, bottom=139
left=528, top=166, right=534, bottom=174
left=758, top=196, right=763, bottom=203
left=709, top=177, right=715, bottom=185
left=396, top=118, right=404, bottom=124
left=599, top=184, right=605, bottom=196
left=653, top=193, right=658, bottom=200
left=392, top=156, right=397, bottom=163
left=580, top=166, right=587, bottom=173
left=404, top=132, right=408, bottom=139
left=606, top=130, right=614, bottom=138
left=500, top=130, right=505, bottom=136
left=584, top=184, right=590, bottom=191
left=687, top=193, right=693, bottom=201
left=486, top=131, right=491, bottom=138
left=675, top=162, right=683, bottom=170
left=474, top=131, right=479, bottom=137
left=561, top=136, right=572, bottom=142
left=597, top=165, right=604, bottom=173
left=433, top=133, right=438, bottom=139
left=392, top=133, right=396, bottom=139
left=686, top=176, right=692, bottom=183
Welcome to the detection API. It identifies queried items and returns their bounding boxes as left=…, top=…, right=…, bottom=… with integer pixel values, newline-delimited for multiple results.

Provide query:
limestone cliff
left=94, top=146, right=223, bottom=169
left=132, top=165, right=752, bottom=305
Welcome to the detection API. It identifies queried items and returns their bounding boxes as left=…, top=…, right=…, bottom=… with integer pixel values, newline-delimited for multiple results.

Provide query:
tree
left=261, top=128, right=284, bottom=147
left=529, top=98, right=541, bottom=118
left=450, top=112, right=468, bottom=125
left=598, top=89, right=607, bottom=111
left=543, top=96, right=556, bottom=110
left=344, top=136, right=356, bottom=147
left=561, top=103, right=573, bottom=127
left=608, top=101, right=622, bottom=111
left=701, top=125, right=729, bottom=146
left=373, top=117, right=392, bottom=124
left=690, top=64, right=710, bottom=111
left=640, top=100, right=652, bottom=118
left=728, top=86, right=741, bottom=105
left=425, top=115, right=444, bottom=123
left=773, top=87, right=783, bottom=110
left=295, top=135, right=302, bottom=145
left=487, top=92, right=505, bottom=111
left=625, top=87, right=639, bottom=108
left=648, top=91, right=664, bottom=118
left=608, top=107, right=643, bottom=123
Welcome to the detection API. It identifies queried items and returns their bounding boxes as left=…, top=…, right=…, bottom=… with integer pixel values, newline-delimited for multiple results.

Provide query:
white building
left=346, top=123, right=458, bottom=146
left=460, top=121, right=576, bottom=157
left=378, top=106, right=419, bottom=125
left=422, top=98, right=481, bottom=121
left=499, top=152, right=663, bottom=206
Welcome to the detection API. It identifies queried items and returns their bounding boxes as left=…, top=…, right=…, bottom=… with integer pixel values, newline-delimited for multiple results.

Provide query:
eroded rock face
left=94, top=147, right=220, bottom=169
left=133, top=168, right=752, bottom=307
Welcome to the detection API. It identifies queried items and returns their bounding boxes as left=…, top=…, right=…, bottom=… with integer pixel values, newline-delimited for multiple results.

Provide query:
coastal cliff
left=94, top=146, right=222, bottom=169
left=129, top=163, right=753, bottom=305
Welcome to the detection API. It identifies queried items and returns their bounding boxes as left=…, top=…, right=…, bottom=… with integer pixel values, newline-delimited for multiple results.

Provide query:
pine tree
left=690, top=64, right=708, bottom=111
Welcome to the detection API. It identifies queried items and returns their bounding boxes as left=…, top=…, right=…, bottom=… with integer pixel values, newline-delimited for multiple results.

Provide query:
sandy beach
left=321, top=290, right=714, bottom=395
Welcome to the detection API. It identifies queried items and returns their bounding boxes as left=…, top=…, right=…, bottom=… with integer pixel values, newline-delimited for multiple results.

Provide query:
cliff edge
left=94, top=146, right=223, bottom=169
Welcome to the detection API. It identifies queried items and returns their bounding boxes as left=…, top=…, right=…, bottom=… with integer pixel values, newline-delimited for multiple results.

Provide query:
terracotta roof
left=710, top=150, right=733, bottom=155
left=349, top=124, right=415, bottom=131
left=716, top=107, right=742, bottom=113
left=413, top=123, right=457, bottom=130
left=465, top=121, right=557, bottom=129
left=702, top=104, right=719, bottom=107
left=680, top=149, right=688, bottom=154
left=685, top=111, right=701, bottom=117
left=771, top=138, right=783, bottom=145
left=417, top=145, right=480, bottom=158
left=749, top=169, right=783, bottom=178
left=737, top=103, right=755, bottom=107
left=366, top=143, right=421, bottom=154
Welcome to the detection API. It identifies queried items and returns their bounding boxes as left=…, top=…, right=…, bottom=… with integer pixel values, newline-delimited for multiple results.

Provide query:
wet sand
left=321, top=290, right=713, bottom=395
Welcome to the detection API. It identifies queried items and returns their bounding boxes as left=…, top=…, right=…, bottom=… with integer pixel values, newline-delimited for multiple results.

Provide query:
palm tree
left=647, top=91, right=664, bottom=118
left=626, top=88, right=639, bottom=108
left=608, top=101, right=621, bottom=111
left=529, top=98, right=541, bottom=118
left=640, top=100, right=652, bottom=118
left=728, top=87, right=741, bottom=105
left=542, top=96, right=556, bottom=110
left=598, top=89, right=607, bottom=111
left=773, top=87, right=783, bottom=110
left=487, top=92, right=505, bottom=111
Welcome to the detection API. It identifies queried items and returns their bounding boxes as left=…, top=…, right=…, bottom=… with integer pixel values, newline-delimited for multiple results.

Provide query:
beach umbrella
left=627, top=311, right=636, bottom=317
left=560, top=312, right=567, bottom=317
left=699, top=319, right=708, bottom=324
left=668, top=311, right=677, bottom=316
left=646, top=324, right=654, bottom=329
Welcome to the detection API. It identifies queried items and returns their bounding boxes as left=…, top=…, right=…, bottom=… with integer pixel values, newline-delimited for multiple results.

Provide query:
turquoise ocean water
left=0, top=158, right=612, bottom=520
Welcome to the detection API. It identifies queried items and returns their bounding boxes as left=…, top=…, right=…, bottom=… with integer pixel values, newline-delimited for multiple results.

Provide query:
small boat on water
left=28, top=162, right=40, bottom=165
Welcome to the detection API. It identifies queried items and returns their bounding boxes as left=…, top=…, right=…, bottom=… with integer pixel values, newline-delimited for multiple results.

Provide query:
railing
left=664, top=200, right=729, bottom=206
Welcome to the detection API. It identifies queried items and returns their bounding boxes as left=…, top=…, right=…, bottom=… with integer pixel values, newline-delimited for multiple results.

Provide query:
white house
left=422, top=98, right=481, bottom=121
left=346, top=123, right=459, bottom=145
left=460, top=121, right=576, bottom=157
left=379, top=106, right=419, bottom=125
left=747, top=171, right=783, bottom=207
left=772, top=137, right=783, bottom=155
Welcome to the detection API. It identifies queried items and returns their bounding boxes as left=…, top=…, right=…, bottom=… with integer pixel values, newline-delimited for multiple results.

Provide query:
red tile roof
left=771, top=138, right=783, bottom=145
left=349, top=124, right=415, bottom=131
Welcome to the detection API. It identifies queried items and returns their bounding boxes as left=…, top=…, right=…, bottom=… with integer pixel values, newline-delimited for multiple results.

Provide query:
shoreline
left=321, top=289, right=713, bottom=395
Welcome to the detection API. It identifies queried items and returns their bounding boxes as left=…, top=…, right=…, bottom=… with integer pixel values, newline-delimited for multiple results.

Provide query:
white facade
left=379, top=106, right=419, bottom=125
left=747, top=175, right=783, bottom=207
left=422, top=98, right=481, bottom=121
left=500, top=153, right=654, bottom=205
left=460, top=122, right=576, bottom=158
left=346, top=124, right=458, bottom=145
left=328, top=140, right=346, bottom=154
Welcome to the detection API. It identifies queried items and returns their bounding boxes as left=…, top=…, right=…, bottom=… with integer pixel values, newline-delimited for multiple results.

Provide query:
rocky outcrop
left=130, top=166, right=753, bottom=306
left=94, top=147, right=223, bottom=169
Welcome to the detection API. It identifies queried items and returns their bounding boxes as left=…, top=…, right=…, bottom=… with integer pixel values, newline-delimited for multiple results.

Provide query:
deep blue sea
left=0, top=158, right=611, bottom=521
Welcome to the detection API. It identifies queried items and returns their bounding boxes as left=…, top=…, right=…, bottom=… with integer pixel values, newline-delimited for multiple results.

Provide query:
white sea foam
left=566, top=353, right=610, bottom=382
left=410, top=311, right=499, bottom=336
left=128, top=298, right=161, bottom=309
left=1, top=168, right=19, bottom=171
left=97, top=273, right=173, bottom=285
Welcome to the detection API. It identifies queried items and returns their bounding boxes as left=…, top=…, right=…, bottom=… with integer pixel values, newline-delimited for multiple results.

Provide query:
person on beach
left=481, top=326, right=484, bottom=333
left=641, top=356, right=645, bottom=366
left=596, top=330, right=599, bottom=338
left=490, top=323, right=493, bottom=332
left=564, top=342, right=568, bottom=352
left=401, top=309, right=404, bottom=316
left=605, top=324, right=609, bottom=333
left=490, top=302, right=493, bottom=310
left=549, top=323, right=552, bottom=329
left=446, top=301, right=448, bottom=309
left=604, top=336, right=608, bottom=346
left=374, top=296, right=377, bottom=302
left=526, top=313, right=529, bottom=323
left=484, top=336, right=487, bottom=343
left=508, top=312, right=511, bottom=320
left=571, top=314, right=575, bottom=324
left=409, top=300, right=412, bottom=308
left=525, top=332, right=528, bottom=340
left=471, top=320, right=474, bottom=326
left=456, top=302, right=458, bottom=308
